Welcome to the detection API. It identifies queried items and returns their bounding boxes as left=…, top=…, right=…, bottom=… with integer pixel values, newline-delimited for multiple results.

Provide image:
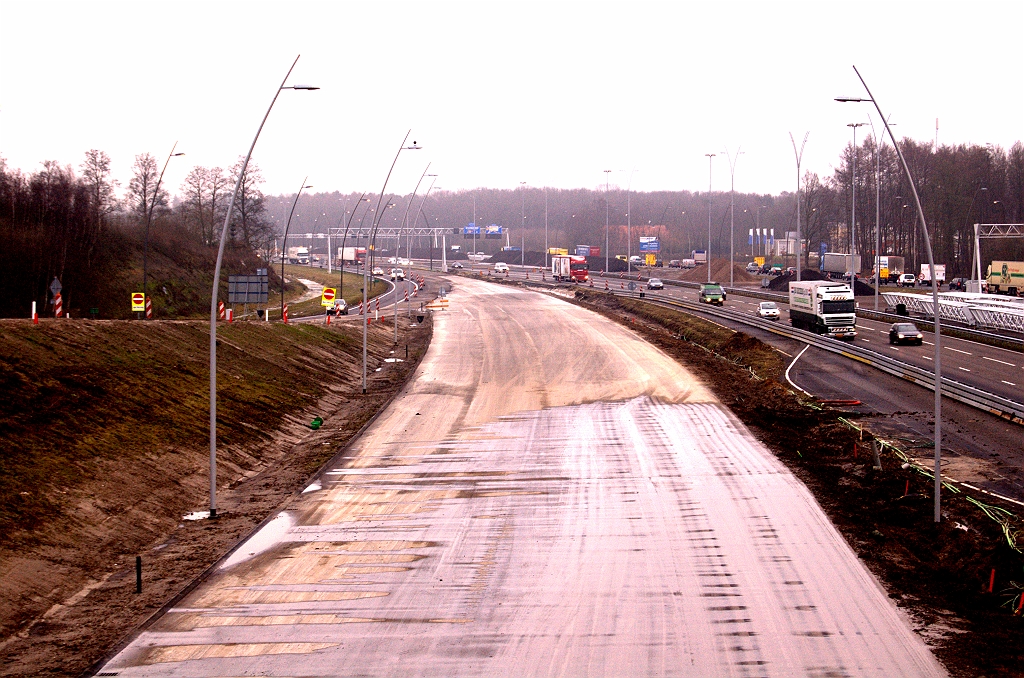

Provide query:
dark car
left=889, top=322, right=923, bottom=345
left=698, top=282, right=725, bottom=306
left=948, top=277, right=967, bottom=291
left=450, top=262, right=464, bottom=269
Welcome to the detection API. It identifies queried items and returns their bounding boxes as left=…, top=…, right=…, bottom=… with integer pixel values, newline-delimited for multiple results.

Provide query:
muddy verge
left=572, top=289, right=1023, bottom=678
left=0, top=315, right=432, bottom=677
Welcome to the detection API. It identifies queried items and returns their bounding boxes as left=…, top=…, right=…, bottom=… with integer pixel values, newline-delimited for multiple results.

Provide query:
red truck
left=552, top=254, right=589, bottom=283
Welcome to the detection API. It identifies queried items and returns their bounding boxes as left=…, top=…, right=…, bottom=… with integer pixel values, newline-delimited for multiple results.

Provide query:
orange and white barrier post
left=32, top=301, right=38, bottom=324
left=226, top=308, right=233, bottom=322
left=218, top=301, right=225, bottom=320
left=283, top=304, right=289, bottom=323
left=54, top=293, right=62, bottom=318
left=145, top=296, right=153, bottom=319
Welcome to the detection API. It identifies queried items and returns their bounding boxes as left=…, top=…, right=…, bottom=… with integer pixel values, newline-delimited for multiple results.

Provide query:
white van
left=494, top=262, right=510, bottom=273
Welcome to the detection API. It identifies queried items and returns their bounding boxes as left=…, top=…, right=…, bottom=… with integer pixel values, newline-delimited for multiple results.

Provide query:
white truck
left=287, top=246, right=310, bottom=265
left=788, top=280, right=857, bottom=340
left=691, top=250, right=707, bottom=264
left=551, top=254, right=589, bottom=283
left=918, top=263, right=946, bottom=285
left=338, top=247, right=366, bottom=264
left=822, top=253, right=861, bottom=276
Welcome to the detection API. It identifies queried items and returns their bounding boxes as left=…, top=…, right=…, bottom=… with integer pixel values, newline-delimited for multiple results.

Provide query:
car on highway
left=390, top=268, right=405, bottom=280
left=647, top=278, right=664, bottom=290
left=896, top=273, right=916, bottom=287
left=327, top=299, right=348, bottom=316
left=494, top=262, right=510, bottom=273
left=756, top=301, right=780, bottom=320
left=948, top=277, right=967, bottom=291
left=668, top=259, right=682, bottom=268
left=889, top=322, right=923, bottom=345
left=372, top=266, right=385, bottom=276
left=746, top=262, right=760, bottom=273
left=698, top=282, right=725, bottom=306
left=450, top=262, right=464, bottom=269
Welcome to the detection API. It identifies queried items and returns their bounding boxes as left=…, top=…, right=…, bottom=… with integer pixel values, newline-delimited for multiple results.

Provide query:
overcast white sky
left=1, top=1, right=1021, bottom=199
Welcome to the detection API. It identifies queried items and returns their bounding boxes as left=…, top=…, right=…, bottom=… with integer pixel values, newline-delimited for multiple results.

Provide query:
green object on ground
left=310, top=416, right=323, bottom=430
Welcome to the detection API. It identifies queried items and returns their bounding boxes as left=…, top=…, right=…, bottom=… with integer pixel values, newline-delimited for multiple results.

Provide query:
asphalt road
left=99, top=276, right=943, bottom=676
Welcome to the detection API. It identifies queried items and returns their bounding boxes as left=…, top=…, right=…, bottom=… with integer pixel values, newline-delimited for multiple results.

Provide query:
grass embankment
left=574, top=290, right=1023, bottom=678
left=277, top=265, right=389, bottom=319
left=0, top=314, right=432, bottom=675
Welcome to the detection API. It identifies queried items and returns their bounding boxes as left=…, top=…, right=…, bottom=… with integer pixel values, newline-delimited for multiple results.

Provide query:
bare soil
left=572, top=289, right=1024, bottom=678
left=0, top=314, right=432, bottom=676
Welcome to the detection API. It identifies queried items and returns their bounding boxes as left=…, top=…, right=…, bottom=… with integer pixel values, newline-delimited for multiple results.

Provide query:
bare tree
left=228, top=157, right=272, bottom=252
left=79, top=149, right=119, bottom=219
left=127, top=153, right=166, bottom=218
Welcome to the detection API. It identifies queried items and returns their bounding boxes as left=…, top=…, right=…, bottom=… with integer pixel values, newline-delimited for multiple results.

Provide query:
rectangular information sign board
left=228, top=275, right=269, bottom=304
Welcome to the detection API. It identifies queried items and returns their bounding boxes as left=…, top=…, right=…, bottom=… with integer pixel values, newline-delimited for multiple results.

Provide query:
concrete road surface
left=99, top=278, right=944, bottom=677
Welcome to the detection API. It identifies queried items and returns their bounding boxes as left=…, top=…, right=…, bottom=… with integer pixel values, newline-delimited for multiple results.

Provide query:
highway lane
left=99, top=275, right=944, bottom=676
left=477, top=264, right=1021, bottom=404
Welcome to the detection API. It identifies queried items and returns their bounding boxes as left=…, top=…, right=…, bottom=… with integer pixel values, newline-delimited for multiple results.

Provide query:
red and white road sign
left=321, top=287, right=336, bottom=307
left=218, top=301, right=225, bottom=320
left=375, top=298, right=380, bottom=311
left=132, top=292, right=145, bottom=312
left=145, top=296, right=152, bottom=319
left=54, top=293, right=62, bottom=318
left=404, top=290, right=409, bottom=302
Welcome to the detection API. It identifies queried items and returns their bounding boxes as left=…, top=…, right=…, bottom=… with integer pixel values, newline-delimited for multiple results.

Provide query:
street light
left=623, top=168, right=637, bottom=273
left=394, top=164, right=433, bottom=345
left=520, top=181, right=527, bottom=269
left=604, top=170, right=611, bottom=272
left=143, top=143, right=185, bottom=317
left=281, top=179, right=313, bottom=321
left=722, top=147, right=743, bottom=286
left=789, top=132, right=808, bottom=281
left=338, top=193, right=370, bottom=299
left=363, top=130, right=421, bottom=393
left=705, top=154, right=715, bottom=283
left=208, top=54, right=317, bottom=518
left=846, top=123, right=867, bottom=265
left=841, top=66, right=944, bottom=523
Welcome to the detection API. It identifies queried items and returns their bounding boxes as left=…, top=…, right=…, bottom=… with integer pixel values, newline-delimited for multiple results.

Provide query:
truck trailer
left=287, top=246, right=310, bottom=265
left=788, top=280, right=857, bottom=339
left=338, top=247, right=366, bottom=265
left=986, top=261, right=1024, bottom=295
left=919, top=263, right=947, bottom=285
left=874, top=255, right=905, bottom=282
left=551, top=255, right=590, bottom=283
left=822, top=253, right=861, bottom=276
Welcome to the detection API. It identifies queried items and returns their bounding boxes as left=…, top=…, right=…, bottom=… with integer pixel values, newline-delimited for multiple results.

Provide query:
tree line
left=267, top=138, right=1023, bottom=275
left=0, top=150, right=271, bottom=318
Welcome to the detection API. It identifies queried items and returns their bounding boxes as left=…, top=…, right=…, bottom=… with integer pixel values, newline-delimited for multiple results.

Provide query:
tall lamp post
left=839, top=65, right=944, bottom=523
left=846, top=123, right=867, bottom=264
left=604, top=170, right=611, bottom=272
left=338, top=194, right=370, bottom=296
left=143, top=143, right=185, bottom=317
left=520, top=182, right=527, bottom=268
left=705, top=153, right=715, bottom=283
left=789, top=132, right=808, bottom=281
left=544, top=187, right=549, bottom=270
left=624, top=168, right=637, bottom=273
left=722, top=147, right=743, bottom=286
left=363, top=130, right=421, bottom=392
left=280, top=178, right=313, bottom=321
left=394, top=164, right=432, bottom=344
left=208, top=55, right=317, bottom=518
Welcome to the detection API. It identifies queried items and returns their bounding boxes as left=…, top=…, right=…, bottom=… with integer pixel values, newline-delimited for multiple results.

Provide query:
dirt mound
left=674, top=259, right=757, bottom=284
left=767, top=269, right=828, bottom=291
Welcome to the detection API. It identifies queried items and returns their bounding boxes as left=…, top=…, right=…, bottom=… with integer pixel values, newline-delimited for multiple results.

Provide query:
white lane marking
left=889, top=346, right=899, bottom=351
left=923, top=341, right=934, bottom=345
left=983, top=356, right=1017, bottom=367
left=861, top=338, right=871, bottom=342
left=946, top=347, right=972, bottom=355
left=1003, top=380, right=1017, bottom=386
left=922, top=355, right=933, bottom=360
left=958, top=367, right=971, bottom=372
left=785, top=344, right=812, bottom=395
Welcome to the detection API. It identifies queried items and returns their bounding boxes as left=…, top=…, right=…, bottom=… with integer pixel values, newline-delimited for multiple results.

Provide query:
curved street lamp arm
left=369, top=130, right=411, bottom=238
left=143, top=140, right=182, bottom=305
left=339, top=192, right=368, bottom=290
left=280, top=177, right=310, bottom=321
left=852, top=64, right=942, bottom=524
left=209, top=54, right=302, bottom=518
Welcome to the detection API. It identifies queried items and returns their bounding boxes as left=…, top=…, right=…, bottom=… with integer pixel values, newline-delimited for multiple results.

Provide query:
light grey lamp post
left=624, top=168, right=637, bottom=273
left=208, top=55, right=317, bottom=518
left=520, top=182, right=527, bottom=269
left=839, top=65, right=944, bottom=523
left=143, top=143, right=185, bottom=317
left=846, top=123, right=867, bottom=265
left=394, top=163, right=432, bottom=344
left=705, top=154, right=715, bottom=283
left=280, top=179, right=313, bottom=322
left=363, top=130, right=421, bottom=392
left=722, top=147, right=743, bottom=286
left=604, top=170, right=611, bottom=272
left=789, top=132, right=808, bottom=281
left=544, top=187, right=549, bottom=271
left=339, top=194, right=370, bottom=296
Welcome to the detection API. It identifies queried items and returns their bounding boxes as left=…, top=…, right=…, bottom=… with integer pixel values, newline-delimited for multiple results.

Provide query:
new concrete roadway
left=98, top=275, right=943, bottom=676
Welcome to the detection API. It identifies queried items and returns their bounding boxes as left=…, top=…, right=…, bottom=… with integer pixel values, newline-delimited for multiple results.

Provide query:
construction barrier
left=218, top=301, right=225, bottom=320
left=54, top=293, right=62, bottom=318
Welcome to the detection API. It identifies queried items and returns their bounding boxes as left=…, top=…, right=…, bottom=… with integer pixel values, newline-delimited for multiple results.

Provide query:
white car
left=897, top=273, right=916, bottom=287
left=390, top=268, right=405, bottom=280
left=372, top=266, right=384, bottom=276
left=646, top=278, right=664, bottom=290
left=494, top=262, right=510, bottom=273
left=745, top=262, right=760, bottom=273
left=756, top=301, right=781, bottom=320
